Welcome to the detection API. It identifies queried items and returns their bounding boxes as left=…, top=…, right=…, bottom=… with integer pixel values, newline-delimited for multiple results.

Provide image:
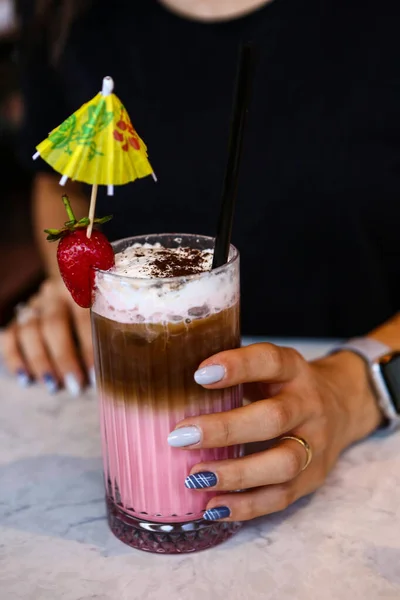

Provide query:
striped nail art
left=203, top=506, right=231, bottom=521
left=185, top=471, right=217, bottom=489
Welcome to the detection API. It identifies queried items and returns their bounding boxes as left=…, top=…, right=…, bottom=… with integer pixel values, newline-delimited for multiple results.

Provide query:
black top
left=17, top=0, right=400, bottom=337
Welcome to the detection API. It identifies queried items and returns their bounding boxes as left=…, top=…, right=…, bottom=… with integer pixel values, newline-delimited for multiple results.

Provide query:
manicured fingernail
left=16, top=369, right=31, bottom=388
left=185, top=471, right=217, bottom=489
left=194, top=365, right=225, bottom=385
left=89, top=367, right=96, bottom=388
left=168, top=426, right=201, bottom=448
left=64, top=373, right=81, bottom=397
left=203, top=506, right=231, bottom=521
left=43, top=373, right=58, bottom=395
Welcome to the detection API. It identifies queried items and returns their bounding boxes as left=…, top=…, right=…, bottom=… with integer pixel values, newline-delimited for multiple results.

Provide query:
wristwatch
left=332, top=337, right=400, bottom=431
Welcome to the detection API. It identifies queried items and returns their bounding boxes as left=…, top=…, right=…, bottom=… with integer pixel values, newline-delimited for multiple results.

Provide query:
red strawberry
left=45, top=195, right=115, bottom=308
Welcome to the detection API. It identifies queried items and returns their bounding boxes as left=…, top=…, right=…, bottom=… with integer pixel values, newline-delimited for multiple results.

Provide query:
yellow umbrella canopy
left=33, top=77, right=156, bottom=236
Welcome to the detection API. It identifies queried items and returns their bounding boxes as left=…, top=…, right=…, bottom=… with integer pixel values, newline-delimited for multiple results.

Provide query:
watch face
left=379, top=353, right=400, bottom=414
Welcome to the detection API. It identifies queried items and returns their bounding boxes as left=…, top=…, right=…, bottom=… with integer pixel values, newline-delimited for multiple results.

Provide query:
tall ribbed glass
left=91, top=234, right=242, bottom=553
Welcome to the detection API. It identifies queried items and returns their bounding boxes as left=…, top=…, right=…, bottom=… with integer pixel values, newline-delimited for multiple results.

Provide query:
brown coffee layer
left=92, top=305, right=240, bottom=407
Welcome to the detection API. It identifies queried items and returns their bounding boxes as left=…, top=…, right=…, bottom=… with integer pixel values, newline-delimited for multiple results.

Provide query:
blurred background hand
left=2, top=277, right=93, bottom=395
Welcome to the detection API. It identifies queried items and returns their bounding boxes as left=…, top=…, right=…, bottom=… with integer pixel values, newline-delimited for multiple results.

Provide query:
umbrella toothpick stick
left=86, top=77, right=113, bottom=239
left=87, top=184, right=99, bottom=238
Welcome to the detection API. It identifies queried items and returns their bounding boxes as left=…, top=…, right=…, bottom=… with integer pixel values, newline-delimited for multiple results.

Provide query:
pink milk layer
left=98, top=387, right=242, bottom=523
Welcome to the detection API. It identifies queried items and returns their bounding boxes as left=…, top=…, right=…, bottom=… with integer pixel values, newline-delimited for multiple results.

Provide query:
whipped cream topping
left=115, top=243, right=213, bottom=278
left=92, top=243, right=239, bottom=324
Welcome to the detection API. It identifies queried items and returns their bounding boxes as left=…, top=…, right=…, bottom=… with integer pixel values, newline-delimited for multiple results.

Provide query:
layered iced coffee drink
left=91, top=233, right=242, bottom=553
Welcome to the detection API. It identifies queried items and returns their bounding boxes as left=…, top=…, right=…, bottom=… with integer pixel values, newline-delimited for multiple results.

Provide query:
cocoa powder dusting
left=115, top=244, right=214, bottom=279
left=150, top=248, right=211, bottom=278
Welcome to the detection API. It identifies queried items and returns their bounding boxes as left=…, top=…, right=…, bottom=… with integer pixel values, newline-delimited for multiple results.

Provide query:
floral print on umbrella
left=113, top=106, right=141, bottom=152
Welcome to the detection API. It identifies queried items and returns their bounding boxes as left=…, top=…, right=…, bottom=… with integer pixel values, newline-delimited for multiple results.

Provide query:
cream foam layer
left=92, top=243, right=239, bottom=324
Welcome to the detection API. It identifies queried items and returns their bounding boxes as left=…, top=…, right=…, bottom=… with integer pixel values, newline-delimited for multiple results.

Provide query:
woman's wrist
left=312, top=350, right=383, bottom=449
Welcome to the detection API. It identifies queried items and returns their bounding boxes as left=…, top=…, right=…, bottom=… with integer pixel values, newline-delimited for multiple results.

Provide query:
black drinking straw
left=212, top=42, right=256, bottom=269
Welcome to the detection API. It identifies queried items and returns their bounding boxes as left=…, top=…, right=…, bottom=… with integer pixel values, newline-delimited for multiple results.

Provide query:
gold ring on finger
left=280, top=435, right=312, bottom=471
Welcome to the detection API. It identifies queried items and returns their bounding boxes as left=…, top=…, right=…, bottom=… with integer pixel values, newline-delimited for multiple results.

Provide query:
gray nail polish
left=16, top=369, right=31, bottom=388
left=203, top=506, right=231, bottom=521
left=185, top=471, right=217, bottom=489
left=194, top=365, right=225, bottom=385
left=43, top=373, right=58, bottom=395
left=89, top=367, right=96, bottom=388
left=64, top=373, right=81, bottom=397
left=168, top=426, right=201, bottom=448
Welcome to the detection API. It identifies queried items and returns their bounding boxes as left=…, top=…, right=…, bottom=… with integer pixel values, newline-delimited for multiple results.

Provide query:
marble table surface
left=1, top=338, right=400, bottom=600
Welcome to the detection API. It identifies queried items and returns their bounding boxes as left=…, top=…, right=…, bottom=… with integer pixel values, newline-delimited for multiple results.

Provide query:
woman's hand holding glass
left=168, top=343, right=382, bottom=521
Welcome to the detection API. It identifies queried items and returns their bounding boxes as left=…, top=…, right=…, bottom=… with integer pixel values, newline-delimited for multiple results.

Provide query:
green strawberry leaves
left=44, top=195, right=112, bottom=242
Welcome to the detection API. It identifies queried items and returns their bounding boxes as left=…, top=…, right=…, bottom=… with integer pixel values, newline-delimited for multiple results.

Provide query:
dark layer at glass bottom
left=106, top=495, right=241, bottom=554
